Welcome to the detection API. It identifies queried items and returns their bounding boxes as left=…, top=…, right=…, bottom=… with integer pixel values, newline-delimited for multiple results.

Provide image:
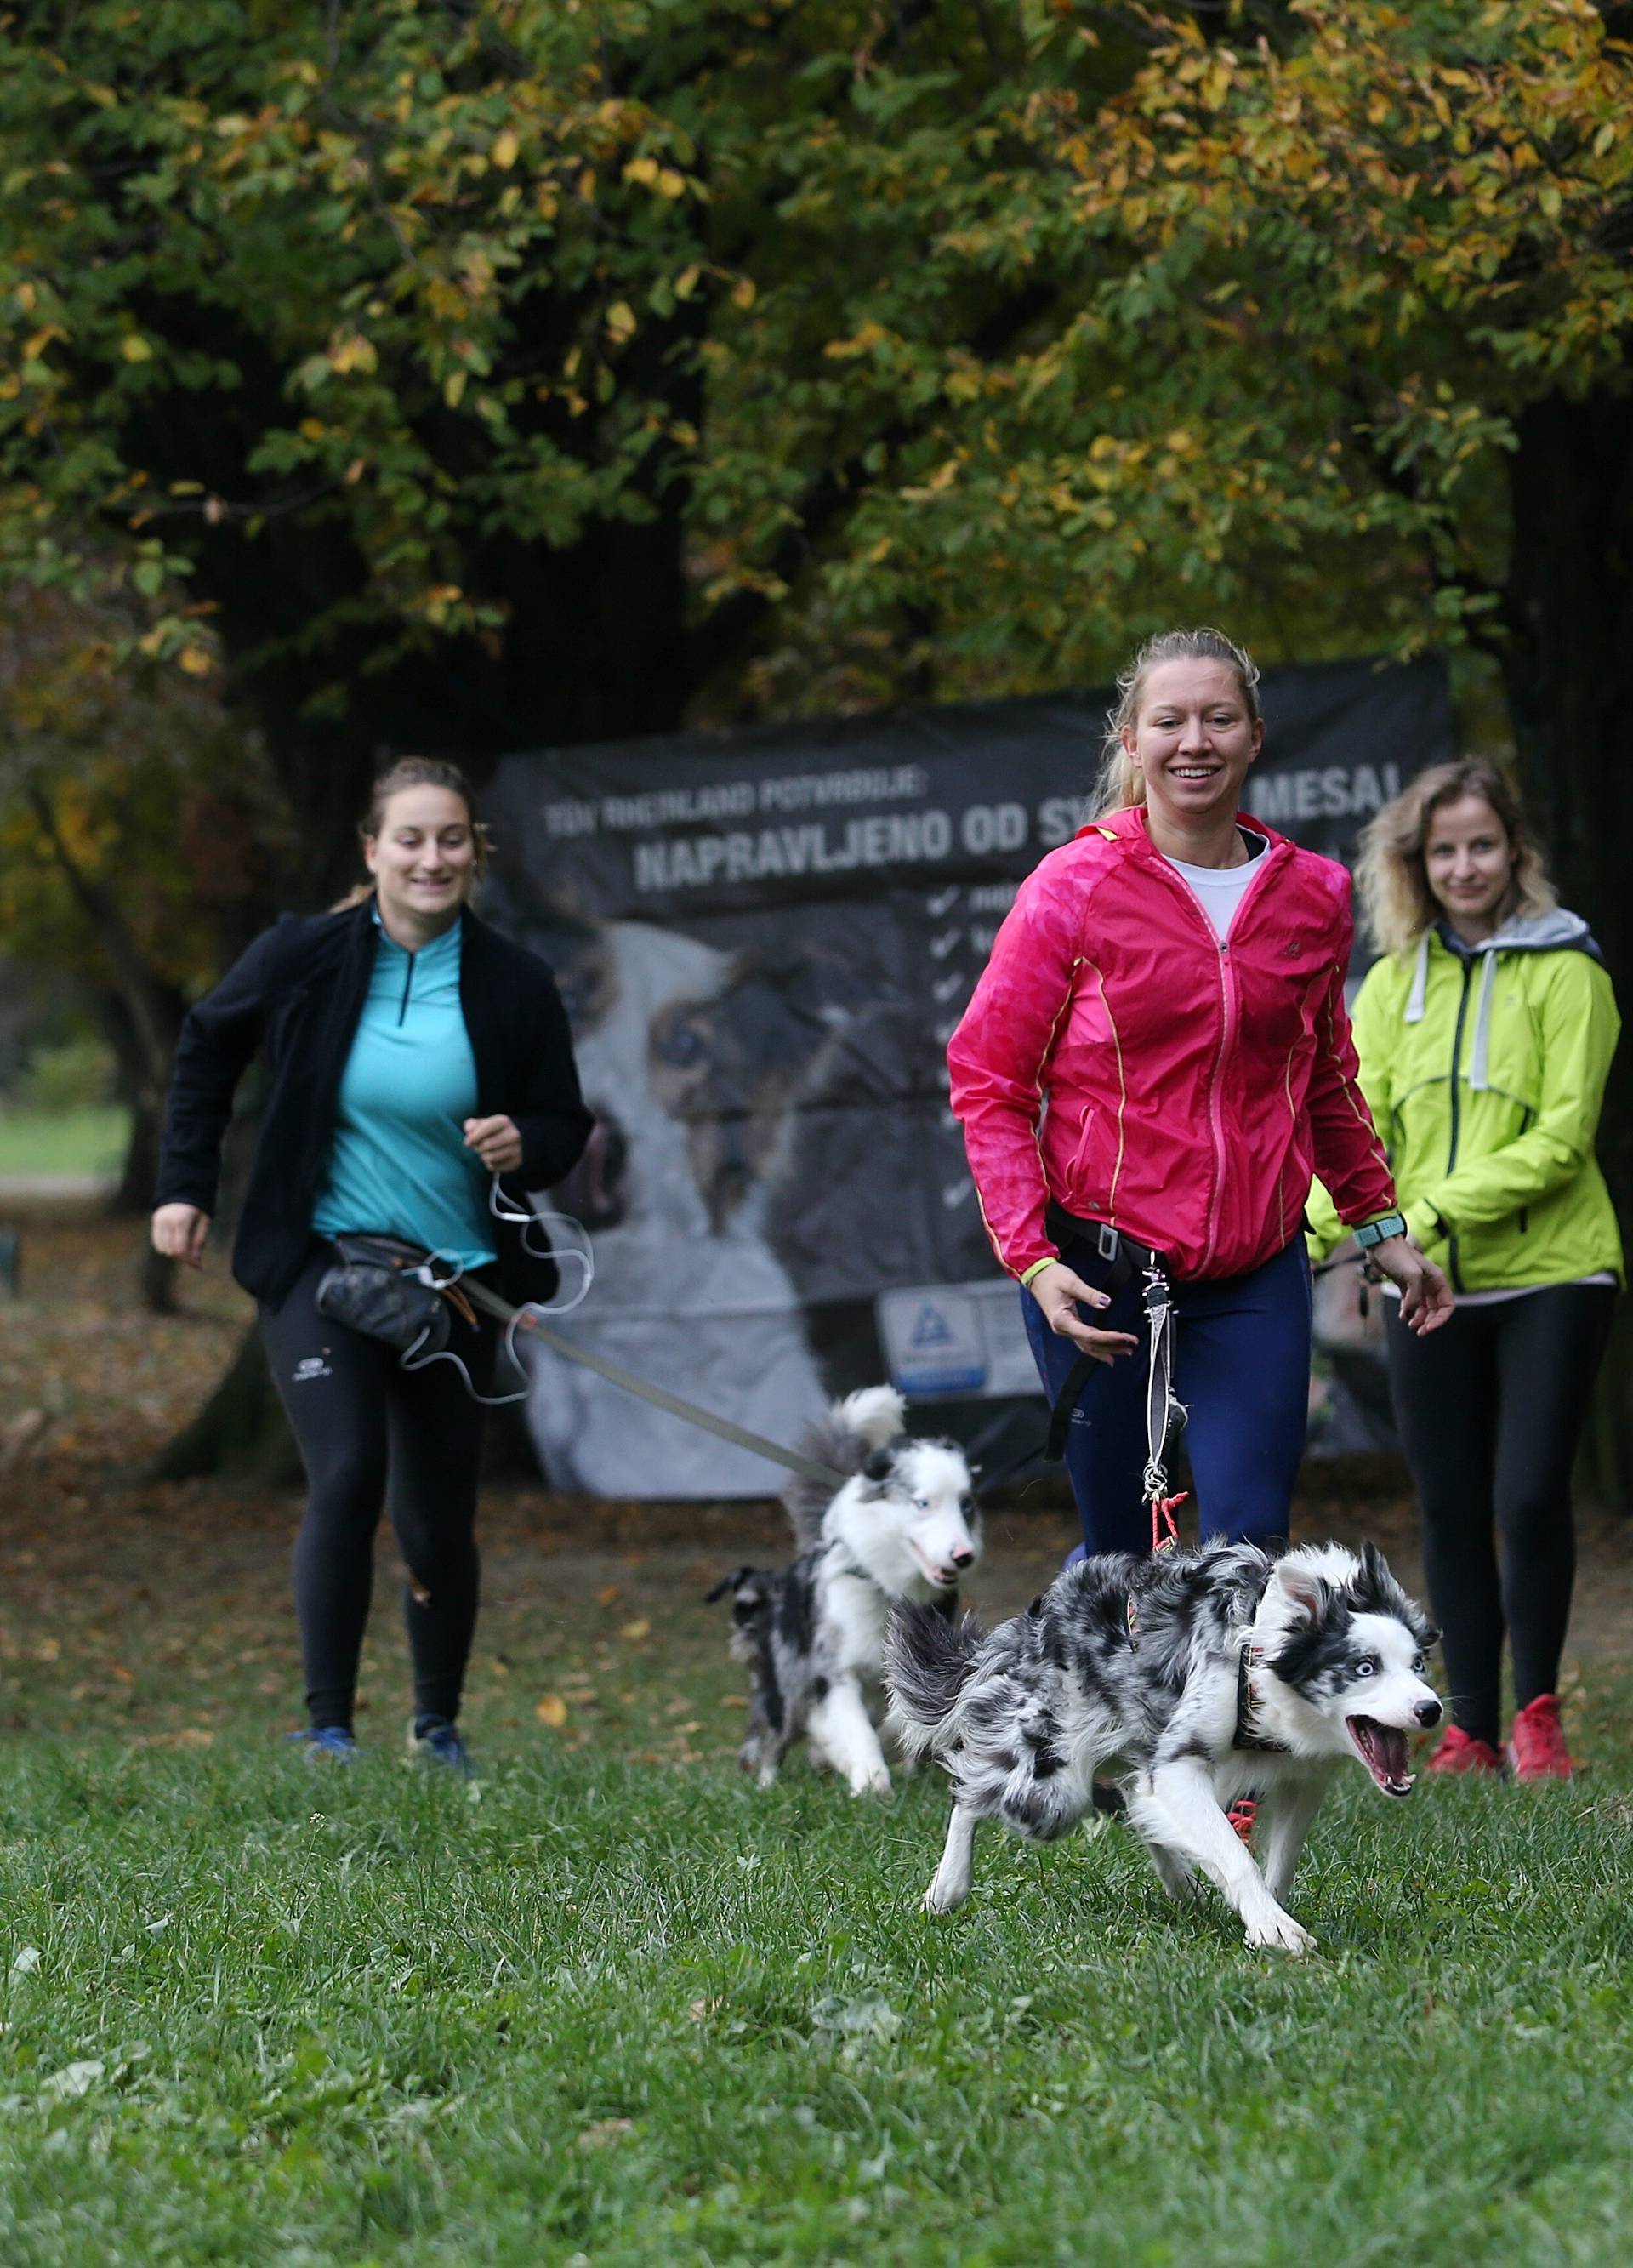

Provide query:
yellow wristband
left=1019, top=1256, right=1059, bottom=1287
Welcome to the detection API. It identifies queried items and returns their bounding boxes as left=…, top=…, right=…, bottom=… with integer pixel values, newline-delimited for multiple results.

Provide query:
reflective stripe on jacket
left=947, top=806, right=1397, bottom=1283
left=1307, top=912, right=1624, bottom=1292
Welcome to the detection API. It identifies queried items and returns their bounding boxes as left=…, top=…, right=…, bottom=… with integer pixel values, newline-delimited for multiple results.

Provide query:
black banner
left=482, top=657, right=1452, bottom=1496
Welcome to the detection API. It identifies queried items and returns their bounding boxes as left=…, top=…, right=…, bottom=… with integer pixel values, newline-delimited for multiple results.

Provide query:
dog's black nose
left=951, top=1547, right=976, bottom=1570
left=1414, top=1698, right=1442, bottom=1728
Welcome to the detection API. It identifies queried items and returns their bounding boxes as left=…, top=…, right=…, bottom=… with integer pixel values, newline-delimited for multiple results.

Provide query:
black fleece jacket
left=154, top=899, right=594, bottom=1312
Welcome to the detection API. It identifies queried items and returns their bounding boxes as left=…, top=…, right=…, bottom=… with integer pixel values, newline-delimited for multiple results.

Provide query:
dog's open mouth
left=908, top=1538, right=958, bottom=1591
left=1346, top=1715, right=1414, bottom=1797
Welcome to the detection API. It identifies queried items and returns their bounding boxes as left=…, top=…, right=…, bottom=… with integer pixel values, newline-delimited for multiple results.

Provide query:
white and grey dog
left=886, top=1537, right=1441, bottom=1956
left=708, top=1387, right=982, bottom=1797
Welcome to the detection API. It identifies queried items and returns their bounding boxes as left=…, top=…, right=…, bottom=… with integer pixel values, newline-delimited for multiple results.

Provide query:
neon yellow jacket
left=1307, top=909, right=1623, bottom=1292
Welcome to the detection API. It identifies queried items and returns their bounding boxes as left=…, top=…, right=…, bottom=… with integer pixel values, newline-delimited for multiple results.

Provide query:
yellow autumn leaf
left=177, top=647, right=213, bottom=676
left=444, top=368, right=467, bottom=407
left=731, top=276, right=756, bottom=311
left=655, top=168, right=686, bottom=198
left=492, top=128, right=519, bottom=170
left=625, top=155, right=659, bottom=186
left=120, top=334, right=153, bottom=362
left=535, top=1694, right=568, bottom=1728
left=605, top=300, right=636, bottom=339
left=620, top=1618, right=651, bottom=1642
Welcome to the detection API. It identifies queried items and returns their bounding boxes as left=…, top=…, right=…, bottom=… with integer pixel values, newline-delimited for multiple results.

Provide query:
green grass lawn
left=0, top=1107, right=129, bottom=1178
left=3, top=1688, right=1630, bottom=2267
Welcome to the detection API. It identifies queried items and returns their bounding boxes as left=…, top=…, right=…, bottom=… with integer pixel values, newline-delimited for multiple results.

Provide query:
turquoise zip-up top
left=311, top=912, right=496, bottom=1266
left=1308, top=908, right=1622, bottom=1292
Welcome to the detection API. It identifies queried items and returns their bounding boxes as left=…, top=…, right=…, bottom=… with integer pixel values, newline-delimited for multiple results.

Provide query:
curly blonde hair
left=1354, top=757, right=1556, bottom=959
left=1090, top=627, right=1262, bottom=815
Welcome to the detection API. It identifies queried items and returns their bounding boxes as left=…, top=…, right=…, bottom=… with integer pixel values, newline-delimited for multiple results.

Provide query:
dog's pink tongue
left=1349, top=1717, right=1412, bottom=1793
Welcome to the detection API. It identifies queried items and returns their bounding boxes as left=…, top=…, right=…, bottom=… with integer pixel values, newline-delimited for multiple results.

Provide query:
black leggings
left=260, top=1243, right=499, bottom=1733
left=1385, top=1282, right=1615, bottom=1747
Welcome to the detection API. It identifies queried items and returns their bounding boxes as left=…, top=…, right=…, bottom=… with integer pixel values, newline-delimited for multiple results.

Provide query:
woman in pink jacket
left=948, top=628, right=1451, bottom=1559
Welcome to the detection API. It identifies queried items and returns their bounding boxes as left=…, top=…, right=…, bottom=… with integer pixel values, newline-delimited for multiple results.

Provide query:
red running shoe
left=1226, top=1798, right=1256, bottom=1844
left=1425, top=1724, right=1505, bottom=1776
left=1508, top=1694, right=1575, bottom=1781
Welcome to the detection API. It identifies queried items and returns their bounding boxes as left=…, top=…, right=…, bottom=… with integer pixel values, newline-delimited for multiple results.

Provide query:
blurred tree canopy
left=1, top=2, right=1624, bottom=882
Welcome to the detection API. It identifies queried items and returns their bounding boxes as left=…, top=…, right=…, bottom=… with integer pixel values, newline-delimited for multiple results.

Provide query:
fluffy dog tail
left=885, top=1600, right=984, bottom=1758
left=782, top=1384, right=908, bottom=1545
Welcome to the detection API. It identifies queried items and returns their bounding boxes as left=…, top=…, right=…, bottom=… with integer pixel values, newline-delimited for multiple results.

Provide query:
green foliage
left=14, top=1036, right=114, bottom=1114
left=2, top=2, right=1627, bottom=717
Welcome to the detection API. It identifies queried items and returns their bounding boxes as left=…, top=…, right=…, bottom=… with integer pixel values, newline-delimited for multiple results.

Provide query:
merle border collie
left=708, top=1387, right=982, bottom=1797
left=886, top=1538, right=1440, bottom=1956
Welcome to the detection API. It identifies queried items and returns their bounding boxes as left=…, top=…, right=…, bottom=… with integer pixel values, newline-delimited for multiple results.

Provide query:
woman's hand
left=1027, top=1261, right=1141, bottom=1365
left=464, top=1114, right=524, bottom=1176
left=151, top=1203, right=211, bottom=1268
left=1368, top=1235, right=1454, bottom=1335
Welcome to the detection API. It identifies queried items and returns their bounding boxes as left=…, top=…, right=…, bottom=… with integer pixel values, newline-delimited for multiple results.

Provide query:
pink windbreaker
left=947, top=806, right=1396, bottom=1283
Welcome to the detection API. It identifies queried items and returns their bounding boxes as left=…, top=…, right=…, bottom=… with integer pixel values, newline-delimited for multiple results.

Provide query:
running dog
left=708, top=1387, right=982, bottom=1797
left=886, top=1538, right=1440, bottom=1955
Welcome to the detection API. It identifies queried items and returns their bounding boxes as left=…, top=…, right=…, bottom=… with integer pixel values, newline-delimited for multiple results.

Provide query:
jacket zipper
left=1159, top=844, right=1277, bottom=1274
left=398, top=949, right=416, bottom=1027
left=1444, top=957, right=1474, bottom=1294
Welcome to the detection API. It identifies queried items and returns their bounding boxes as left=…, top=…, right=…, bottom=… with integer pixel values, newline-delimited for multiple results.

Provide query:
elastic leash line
left=452, top=1276, right=850, bottom=1491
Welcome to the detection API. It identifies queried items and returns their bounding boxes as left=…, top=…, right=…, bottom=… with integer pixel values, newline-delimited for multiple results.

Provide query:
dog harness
left=1232, top=1642, right=1290, bottom=1755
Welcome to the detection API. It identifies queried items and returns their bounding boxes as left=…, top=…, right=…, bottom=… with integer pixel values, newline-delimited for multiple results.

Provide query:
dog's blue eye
left=913, top=1496, right=929, bottom=1511
left=1411, top=1654, right=1425, bottom=1674
left=1355, top=1658, right=1377, bottom=1678
left=658, top=1023, right=705, bottom=1065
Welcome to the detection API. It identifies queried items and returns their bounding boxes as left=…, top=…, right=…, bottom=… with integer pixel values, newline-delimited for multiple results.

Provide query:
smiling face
left=364, top=784, right=478, bottom=941
left=1422, top=791, right=1516, bottom=942
left=1123, top=657, right=1263, bottom=829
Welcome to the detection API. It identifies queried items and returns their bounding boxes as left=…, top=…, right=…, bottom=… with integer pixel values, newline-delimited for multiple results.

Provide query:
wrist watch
left=1352, top=1211, right=1408, bottom=1251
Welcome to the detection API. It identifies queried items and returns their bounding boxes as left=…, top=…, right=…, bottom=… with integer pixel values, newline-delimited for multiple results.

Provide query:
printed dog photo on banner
left=481, top=880, right=891, bottom=1496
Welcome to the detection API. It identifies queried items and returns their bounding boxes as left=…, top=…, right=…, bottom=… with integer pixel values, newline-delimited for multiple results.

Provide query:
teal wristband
left=1352, top=1211, right=1407, bottom=1251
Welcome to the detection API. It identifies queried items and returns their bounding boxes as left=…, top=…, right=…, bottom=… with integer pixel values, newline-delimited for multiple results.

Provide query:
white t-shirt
left=1163, top=829, right=1269, bottom=942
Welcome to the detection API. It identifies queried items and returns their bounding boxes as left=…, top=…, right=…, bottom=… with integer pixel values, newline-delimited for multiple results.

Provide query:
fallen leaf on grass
left=620, top=1619, right=651, bottom=1643
left=596, top=1583, right=622, bottom=1607
left=40, top=2060, right=104, bottom=2100
left=687, top=1997, right=723, bottom=2023
left=720, top=1695, right=748, bottom=1709
left=576, top=2118, right=634, bottom=2149
left=128, top=1728, right=213, bottom=1750
left=535, top=1695, right=568, bottom=1728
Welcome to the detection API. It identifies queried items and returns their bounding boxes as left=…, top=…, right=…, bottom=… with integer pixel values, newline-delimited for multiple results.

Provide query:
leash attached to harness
left=1139, top=1260, right=1189, bottom=1553
left=1039, top=1211, right=1189, bottom=1552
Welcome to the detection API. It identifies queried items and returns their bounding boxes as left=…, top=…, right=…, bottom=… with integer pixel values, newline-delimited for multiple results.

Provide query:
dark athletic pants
left=1385, top=1282, right=1615, bottom=1747
left=1021, top=1236, right=1313, bottom=1559
left=260, top=1242, right=499, bottom=1733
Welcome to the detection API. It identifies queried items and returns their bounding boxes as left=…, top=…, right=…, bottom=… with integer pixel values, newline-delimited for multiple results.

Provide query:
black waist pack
left=315, top=1234, right=469, bottom=1357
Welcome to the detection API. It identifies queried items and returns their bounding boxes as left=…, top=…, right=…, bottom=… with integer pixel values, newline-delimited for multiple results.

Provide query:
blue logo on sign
left=910, top=1303, right=956, bottom=1349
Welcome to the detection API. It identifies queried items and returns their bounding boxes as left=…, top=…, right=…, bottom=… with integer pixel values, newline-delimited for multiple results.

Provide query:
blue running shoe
left=407, top=1716, right=473, bottom=1775
left=287, top=1725, right=358, bottom=1762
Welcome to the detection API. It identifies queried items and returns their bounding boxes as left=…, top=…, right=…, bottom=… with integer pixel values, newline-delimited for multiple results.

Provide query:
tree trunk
left=144, top=1322, right=300, bottom=1488
left=1500, top=382, right=1633, bottom=1500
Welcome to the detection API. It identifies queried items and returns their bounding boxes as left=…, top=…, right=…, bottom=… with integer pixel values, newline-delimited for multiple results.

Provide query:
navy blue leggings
left=1021, top=1236, right=1312, bottom=1559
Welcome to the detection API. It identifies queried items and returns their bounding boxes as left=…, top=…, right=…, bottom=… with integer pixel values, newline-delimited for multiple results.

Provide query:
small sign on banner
left=878, top=1288, right=987, bottom=1394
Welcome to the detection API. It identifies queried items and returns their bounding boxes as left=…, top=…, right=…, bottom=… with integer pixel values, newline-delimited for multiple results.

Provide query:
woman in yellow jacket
left=1311, top=758, right=1621, bottom=1780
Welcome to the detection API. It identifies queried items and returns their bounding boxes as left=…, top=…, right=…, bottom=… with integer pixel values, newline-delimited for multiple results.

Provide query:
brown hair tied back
left=332, top=756, right=491, bottom=909
left=1090, top=627, right=1262, bottom=816
left=1354, top=756, right=1556, bottom=959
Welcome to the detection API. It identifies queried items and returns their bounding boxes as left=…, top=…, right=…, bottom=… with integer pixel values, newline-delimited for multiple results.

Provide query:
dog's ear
left=862, top=1446, right=895, bottom=1486
left=704, top=1566, right=756, bottom=1604
left=1272, top=1563, right=1329, bottom=1625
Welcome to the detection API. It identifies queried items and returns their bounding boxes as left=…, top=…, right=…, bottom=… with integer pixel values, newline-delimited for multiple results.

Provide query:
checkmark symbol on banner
left=929, top=930, right=962, bottom=960
left=926, top=886, right=960, bottom=917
